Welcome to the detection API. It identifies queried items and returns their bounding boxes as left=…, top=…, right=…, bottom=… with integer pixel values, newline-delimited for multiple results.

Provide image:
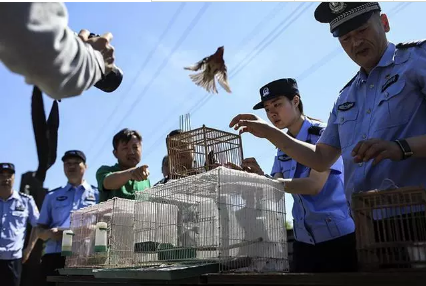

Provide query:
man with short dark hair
left=37, top=150, right=98, bottom=285
left=96, top=128, right=151, bottom=202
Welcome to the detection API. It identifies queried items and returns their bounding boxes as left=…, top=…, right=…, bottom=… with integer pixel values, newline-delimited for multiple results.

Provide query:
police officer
left=0, top=163, right=40, bottom=286
left=37, top=151, right=99, bottom=286
left=230, top=1, right=426, bottom=211
left=237, top=79, right=357, bottom=272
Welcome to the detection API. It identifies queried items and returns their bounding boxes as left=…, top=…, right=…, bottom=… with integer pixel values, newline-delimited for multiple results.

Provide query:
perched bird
left=184, top=46, right=231, bottom=94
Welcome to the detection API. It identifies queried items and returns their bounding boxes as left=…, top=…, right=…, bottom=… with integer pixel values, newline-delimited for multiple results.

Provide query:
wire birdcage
left=352, top=186, right=426, bottom=271
left=134, top=167, right=289, bottom=273
left=65, top=198, right=136, bottom=268
left=166, top=125, right=243, bottom=180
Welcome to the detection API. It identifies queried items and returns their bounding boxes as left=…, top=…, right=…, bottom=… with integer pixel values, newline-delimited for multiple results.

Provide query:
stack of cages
left=133, top=125, right=289, bottom=272
left=64, top=198, right=136, bottom=269
left=352, top=186, right=426, bottom=271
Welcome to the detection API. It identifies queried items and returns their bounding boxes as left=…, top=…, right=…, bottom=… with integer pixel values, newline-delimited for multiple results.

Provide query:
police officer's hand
left=49, top=228, right=64, bottom=241
left=131, top=165, right=150, bottom=181
left=229, top=114, right=275, bottom=138
left=352, top=138, right=403, bottom=166
left=78, top=29, right=115, bottom=74
left=241, top=157, right=265, bottom=175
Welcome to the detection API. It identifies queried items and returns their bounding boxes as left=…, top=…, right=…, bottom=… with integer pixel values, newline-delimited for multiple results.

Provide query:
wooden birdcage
left=166, top=125, right=244, bottom=180
left=352, top=186, right=426, bottom=271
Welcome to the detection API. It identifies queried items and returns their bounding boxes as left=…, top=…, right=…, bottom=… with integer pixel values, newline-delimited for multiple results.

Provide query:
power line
left=85, top=3, right=186, bottom=156
left=253, top=1, right=412, bottom=162
left=190, top=2, right=314, bottom=117
left=139, top=2, right=288, bottom=151
left=91, top=3, right=211, bottom=166
left=143, top=2, right=310, bottom=161
left=140, top=3, right=289, bottom=161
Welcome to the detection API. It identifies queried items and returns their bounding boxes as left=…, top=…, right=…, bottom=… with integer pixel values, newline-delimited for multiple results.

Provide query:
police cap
left=253, top=78, right=299, bottom=110
left=314, top=2, right=381, bottom=37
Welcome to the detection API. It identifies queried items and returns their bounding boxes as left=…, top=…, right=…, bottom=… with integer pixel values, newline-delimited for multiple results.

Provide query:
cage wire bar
left=64, top=168, right=288, bottom=273
left=65, top=198, right=136, bottom=268
left=352, top=186, right=426, bottom=271
left=179, top=113, right=191, bottom=132
left=166, top=125, right=244, bottom=180
left=135, top=167, right=289, bottom=273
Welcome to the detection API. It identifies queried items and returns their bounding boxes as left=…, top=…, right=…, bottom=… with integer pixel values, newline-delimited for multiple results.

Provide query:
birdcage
left=166, top=125, right=243, bottom=180
left=64, top=197, right=136, bottom=268
left=352, top=186, right=426, bottom=271
left=134, top=166, right=289, bottom=273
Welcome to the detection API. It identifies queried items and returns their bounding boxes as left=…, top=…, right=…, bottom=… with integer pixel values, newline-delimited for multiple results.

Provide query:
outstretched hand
left=351, top=138, right=403, bottom=166
left=229, top=113, right=275, bottom=138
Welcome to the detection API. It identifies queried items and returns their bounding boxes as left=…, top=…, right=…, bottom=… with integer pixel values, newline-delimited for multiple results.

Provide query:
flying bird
left=184, top=46, right=231, bottom=94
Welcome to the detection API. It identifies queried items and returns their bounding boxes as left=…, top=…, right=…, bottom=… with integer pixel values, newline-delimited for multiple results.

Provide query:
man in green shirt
left=96, top=128, right=151, bottom=202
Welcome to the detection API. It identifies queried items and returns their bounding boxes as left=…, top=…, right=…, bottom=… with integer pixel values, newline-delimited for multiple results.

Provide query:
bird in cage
left=184, top=46, right=232, bottom=94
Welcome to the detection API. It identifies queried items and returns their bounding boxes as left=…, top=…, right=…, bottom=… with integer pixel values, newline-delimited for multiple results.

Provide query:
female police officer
left=238, top=78, right=357, bottom=273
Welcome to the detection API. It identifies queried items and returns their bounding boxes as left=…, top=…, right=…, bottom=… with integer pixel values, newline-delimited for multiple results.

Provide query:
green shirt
left=96, top=163, right=151, bottom=202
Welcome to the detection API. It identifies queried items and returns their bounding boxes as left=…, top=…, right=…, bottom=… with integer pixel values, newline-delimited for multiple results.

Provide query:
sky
left=1, top=1, right=424, bottom=224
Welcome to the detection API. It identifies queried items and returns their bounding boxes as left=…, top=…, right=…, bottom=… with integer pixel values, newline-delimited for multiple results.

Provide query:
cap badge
left=329, top=2, right=346, bottom=14
left=262, top=87, right=270, bottom=98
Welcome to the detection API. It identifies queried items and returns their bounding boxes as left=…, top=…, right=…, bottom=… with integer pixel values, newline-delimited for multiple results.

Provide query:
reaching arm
left=37, top=224, right=63, bottom=241
left=0, top=2, right=105, bottom=99
left=102, top=169, right=133, bottom=191
left=97, top=165, right=150, bottom=191
left=267, top=127, right=341, bottom=172
left=229, top=114, right=341, bottom=172
left=276, top=168, right=331, bottom=196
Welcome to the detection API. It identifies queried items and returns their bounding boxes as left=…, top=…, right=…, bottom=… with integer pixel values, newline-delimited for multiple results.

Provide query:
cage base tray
left=93, top=263, right=219, bottom=280
left=58, top=268, right=99, bottom=276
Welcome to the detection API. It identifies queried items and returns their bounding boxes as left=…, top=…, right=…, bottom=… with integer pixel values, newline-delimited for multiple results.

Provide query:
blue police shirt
left=319, top=41, right=426, bottom=205
left=0, top=190, right=39, bottom=260
left=271, top=118, right=355, bottom=245
left=38, top=181, right=99, bottom=254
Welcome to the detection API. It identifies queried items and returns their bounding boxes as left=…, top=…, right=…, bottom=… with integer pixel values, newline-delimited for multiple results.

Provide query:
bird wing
left=216, top=69, right=232, bottom=93
left=189, top=72, right=218, bottom=94
left=184, top=57, right=209, bottom=71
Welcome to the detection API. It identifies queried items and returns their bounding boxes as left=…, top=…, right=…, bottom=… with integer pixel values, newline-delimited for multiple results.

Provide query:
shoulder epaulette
left=396, top=39, right=426, bottom=49
left=308, top=125, right=325, bottom=136
left=91, top=185, right=98, bottom=190
left=48, top=187, right=62, bottom=193
left=340, top=73, right=358, bottom=93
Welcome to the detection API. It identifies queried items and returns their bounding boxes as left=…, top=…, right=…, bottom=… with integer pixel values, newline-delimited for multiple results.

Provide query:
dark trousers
left=292, top=232, right=358, bottom=273
left=40, top=253, right=66, bottom=286
left=0, top=258, right=22, bottom=286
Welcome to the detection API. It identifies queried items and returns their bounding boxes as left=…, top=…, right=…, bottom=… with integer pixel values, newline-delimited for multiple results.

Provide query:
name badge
left=56, top=196, right=68, bottom=201
left=337, top=102, right=355, bottom=111
left=14, top=205, right=25, bottom=211
left=382, top=74, right=399, bottom=92
left=278, top=154, right=291, bottom=162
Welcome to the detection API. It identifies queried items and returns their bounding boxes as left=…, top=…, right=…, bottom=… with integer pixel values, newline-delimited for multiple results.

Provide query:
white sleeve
left=0, top=2, right=105, bottom=100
